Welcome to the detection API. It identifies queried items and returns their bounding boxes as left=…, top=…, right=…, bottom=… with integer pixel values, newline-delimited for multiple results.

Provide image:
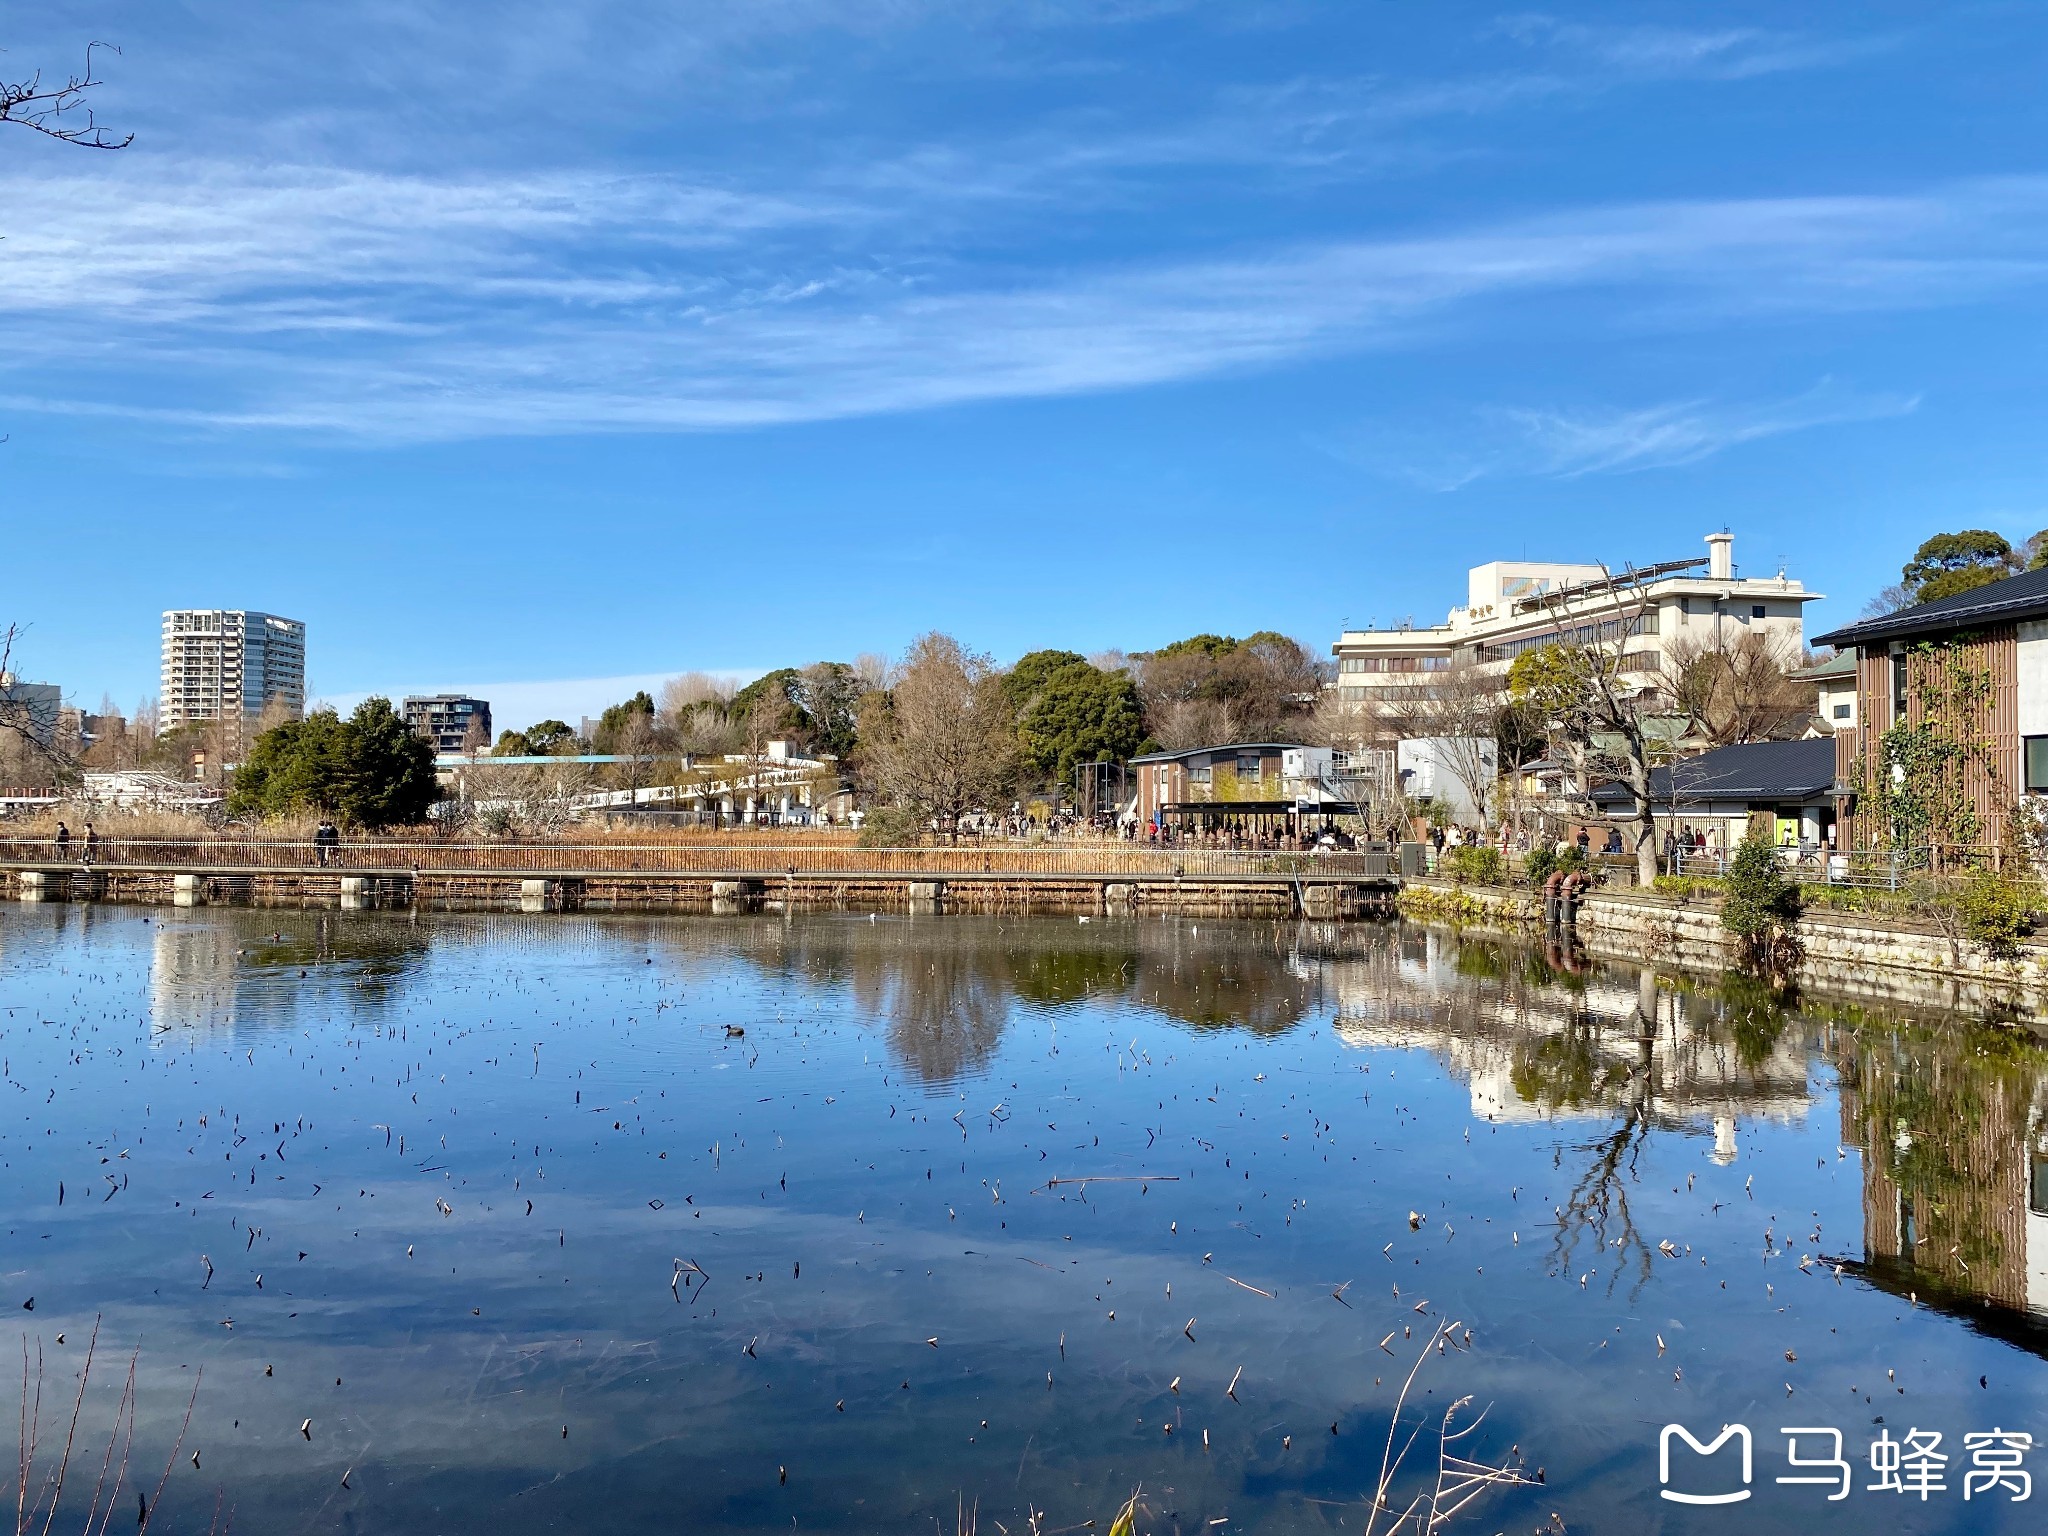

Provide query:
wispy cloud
left=1494, top=13, right=1896, bottom=81
left=1336, top=381, right=1922, bottom=491
left=1, top=163, right=2037, bottom=442
left=1504, top=384, right=1922, bottom=477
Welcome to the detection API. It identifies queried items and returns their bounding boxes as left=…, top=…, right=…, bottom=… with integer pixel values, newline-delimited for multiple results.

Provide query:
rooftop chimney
left=1706, top=531, right=1734, bottom=581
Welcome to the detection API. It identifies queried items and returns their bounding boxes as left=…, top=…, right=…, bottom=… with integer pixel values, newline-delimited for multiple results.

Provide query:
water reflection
left=13, top=904, right=2048, bottom=1530
left=146, top=908, right=434, bottom=1033
left=1838, top=1021, right=2048, bottom=1336
left=132, top=908, right=2048, bottom=1344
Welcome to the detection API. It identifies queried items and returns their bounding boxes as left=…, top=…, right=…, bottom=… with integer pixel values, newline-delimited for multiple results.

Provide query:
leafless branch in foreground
left=1, top=43, right=132, bottom=149
left=9, top=1323, right=211, bottom=1536
left=1365, top=1321, right=1540, bottom=1535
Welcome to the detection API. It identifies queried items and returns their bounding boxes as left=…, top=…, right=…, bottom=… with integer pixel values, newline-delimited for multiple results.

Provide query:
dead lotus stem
left=1224, top=1276, right=1274, bottom=1299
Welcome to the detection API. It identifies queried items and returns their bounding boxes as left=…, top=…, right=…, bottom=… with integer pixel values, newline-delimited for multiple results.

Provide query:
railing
left=0, top=838, right=1394, bottom=881
left=1669, top=845, right=2014, bottom=891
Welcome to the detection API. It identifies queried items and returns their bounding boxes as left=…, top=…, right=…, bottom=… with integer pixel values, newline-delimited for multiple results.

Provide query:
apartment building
left=0, top=672, right=62, bottom=746
left=160, top=610, right=307, bottom=732
left=1330, top=532, right=1819, bottom=712
left=404, top=694, right=493, bottom=754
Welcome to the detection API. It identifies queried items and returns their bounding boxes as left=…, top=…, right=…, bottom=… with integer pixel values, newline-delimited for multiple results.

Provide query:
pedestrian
left=53, top=821, right=70, bottom=856
left=82, top=822, right=98, bottom=866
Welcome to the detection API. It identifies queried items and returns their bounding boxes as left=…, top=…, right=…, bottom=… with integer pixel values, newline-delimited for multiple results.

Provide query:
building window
left=1832, top=703, right=1851, bottom=720
left=1891, top=652, right=1909, bottom=723
left=1236, top=756, right=1262, bottom=781
left=2026, top=736, right=2048, bottom=795
left=1751, top=604, right=1767, bottom=619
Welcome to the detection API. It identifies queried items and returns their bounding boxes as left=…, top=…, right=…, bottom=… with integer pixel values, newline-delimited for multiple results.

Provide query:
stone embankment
left=1400, top=877, right=2048, bottom=1017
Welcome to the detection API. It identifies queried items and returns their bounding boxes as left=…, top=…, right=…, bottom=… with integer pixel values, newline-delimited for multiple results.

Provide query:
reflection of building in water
left=1322, top=927, right=1813, bottom=1139
left=148, top=912, right=432, bottom=1040
left=150, top=918, right=245, bottom=1034
left=1841, top=1043, right=2048, bottom=1327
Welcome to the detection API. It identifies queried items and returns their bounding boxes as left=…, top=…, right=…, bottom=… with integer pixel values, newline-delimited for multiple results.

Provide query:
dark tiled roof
left=1813, top=566, right=2048, bottom=648
left=1589, top=737, right=1837, bottom=808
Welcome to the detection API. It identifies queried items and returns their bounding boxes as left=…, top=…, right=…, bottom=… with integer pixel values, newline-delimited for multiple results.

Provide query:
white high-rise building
left=1330, top=532, right=1819, bottom=712
left=159, top=610, right=306, bottom=733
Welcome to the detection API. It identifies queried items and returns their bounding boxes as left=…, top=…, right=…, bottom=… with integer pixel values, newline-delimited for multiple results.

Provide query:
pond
left=2, top=903, right=2045, bottom=1533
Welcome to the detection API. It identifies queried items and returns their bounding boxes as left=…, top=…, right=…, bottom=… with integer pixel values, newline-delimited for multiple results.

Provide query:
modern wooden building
left=1131, top=743, right=1356, bottom=834
left=1812, top=567, right=2048, bottom=853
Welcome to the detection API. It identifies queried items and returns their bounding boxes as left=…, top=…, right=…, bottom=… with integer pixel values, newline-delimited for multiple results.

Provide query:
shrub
left=1440, top=845, right=1504, bottom=886
left=1720, top=835, right=1802, bottom=974
left=1522, top=843, right=1584, bottom=887
left=1956, top=866, right=2035, bottom=960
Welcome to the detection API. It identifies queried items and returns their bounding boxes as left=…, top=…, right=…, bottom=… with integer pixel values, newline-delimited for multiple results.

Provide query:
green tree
left=1015, top=661, right=1145, bottom=784
left=228, top=698, right=438, bottom=829
left=523, top=719, right=578, bottom=754
left=730, top=668, right=808, bottom=741
left=340, top=697, right=440, bottom=828
left=793, top=662, right=868, bottom=760
left=1000, top=650, right=1089, bottom=713
left=493, top=728, right=533, bottom=756
left=1720, top=834, right=1803, bottom=974
left=590, top=691, right=654, bottom=752
left=1901, top=530, right=2014, bottom=603
left=230, top=711, right=350, bottom=819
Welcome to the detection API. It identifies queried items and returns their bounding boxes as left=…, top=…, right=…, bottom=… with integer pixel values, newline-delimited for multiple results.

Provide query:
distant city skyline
left=9, top=4, right=2048, bottom=720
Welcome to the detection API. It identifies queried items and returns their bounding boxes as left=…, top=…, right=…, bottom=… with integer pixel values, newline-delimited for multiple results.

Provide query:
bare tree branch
left=1, top=42, right=133, bottom=150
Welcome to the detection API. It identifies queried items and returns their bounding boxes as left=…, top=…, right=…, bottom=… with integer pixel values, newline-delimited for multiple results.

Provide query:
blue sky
left=6, top=1, right=2048, bottom=728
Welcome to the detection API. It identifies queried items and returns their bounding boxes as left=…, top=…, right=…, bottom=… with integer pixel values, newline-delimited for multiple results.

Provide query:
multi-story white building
left=160, top=609, right=307, bottom=733
left=1331, top=532, right=1818, bottom=713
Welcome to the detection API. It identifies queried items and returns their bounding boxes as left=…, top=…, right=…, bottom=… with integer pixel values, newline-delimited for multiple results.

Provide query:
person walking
left=82, top=822, right=98, bottom=866
left=314, top=819, right=339, bottom=867
left=53, top=821, right=70, bottom=857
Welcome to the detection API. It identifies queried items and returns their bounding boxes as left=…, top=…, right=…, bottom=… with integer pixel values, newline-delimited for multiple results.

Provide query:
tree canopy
left=228, top=698, right=438, bottom=828
left=1013, top=658, right=1145, bottom=784
left=1133, top=632, right=1323, bottom=749
left=1901, top=530, right=2015, bottom=603
left=590, top=691, right=655, bottom=753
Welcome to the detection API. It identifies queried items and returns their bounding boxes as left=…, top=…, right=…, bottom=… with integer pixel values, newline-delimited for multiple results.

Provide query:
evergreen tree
left=227, top=698, right=438, bottom=828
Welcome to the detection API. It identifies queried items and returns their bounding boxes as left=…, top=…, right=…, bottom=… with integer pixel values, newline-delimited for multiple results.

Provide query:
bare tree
left=657, top=673, right=743, bottom=756
left=860, top=633, right=1016, bottom=842
left=0, top=623, right=75, bottom=787
left=1134, top=633, right=1327, bottom=750
left=1663, top=629, right=1813, bottom=745
left=1, top=42, right=132, bottom=149
left=852, top=652, right=894, bottom=692
left=1508, top=577, right=1667, bottom=884
left=1860, top=581, right=1915, bottom=619
left=1395, top=659, right=1503, bottom=829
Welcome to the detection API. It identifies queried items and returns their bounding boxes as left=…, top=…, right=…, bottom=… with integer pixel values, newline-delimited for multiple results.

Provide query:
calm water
left=2, top=903, right=2045, bottom=1534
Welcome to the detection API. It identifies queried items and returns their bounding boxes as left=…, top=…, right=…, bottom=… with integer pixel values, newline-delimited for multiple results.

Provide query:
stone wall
left=1401, top=878, right=2048, bottom=1017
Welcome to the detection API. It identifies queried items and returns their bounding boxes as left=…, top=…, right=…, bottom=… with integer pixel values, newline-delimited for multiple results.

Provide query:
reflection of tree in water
left=694, top=917, right=1316, bottom=1086
left=1542, top=974, right=1659, bottom=1299
left=1716, top=971, right=1791, bottom=1070
left=1138, top=931, right=1314, bottom=1035
left=1005, top=947, right=1138, bottom=1009
left=1840, top=1018, right=2048, bottom=1319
